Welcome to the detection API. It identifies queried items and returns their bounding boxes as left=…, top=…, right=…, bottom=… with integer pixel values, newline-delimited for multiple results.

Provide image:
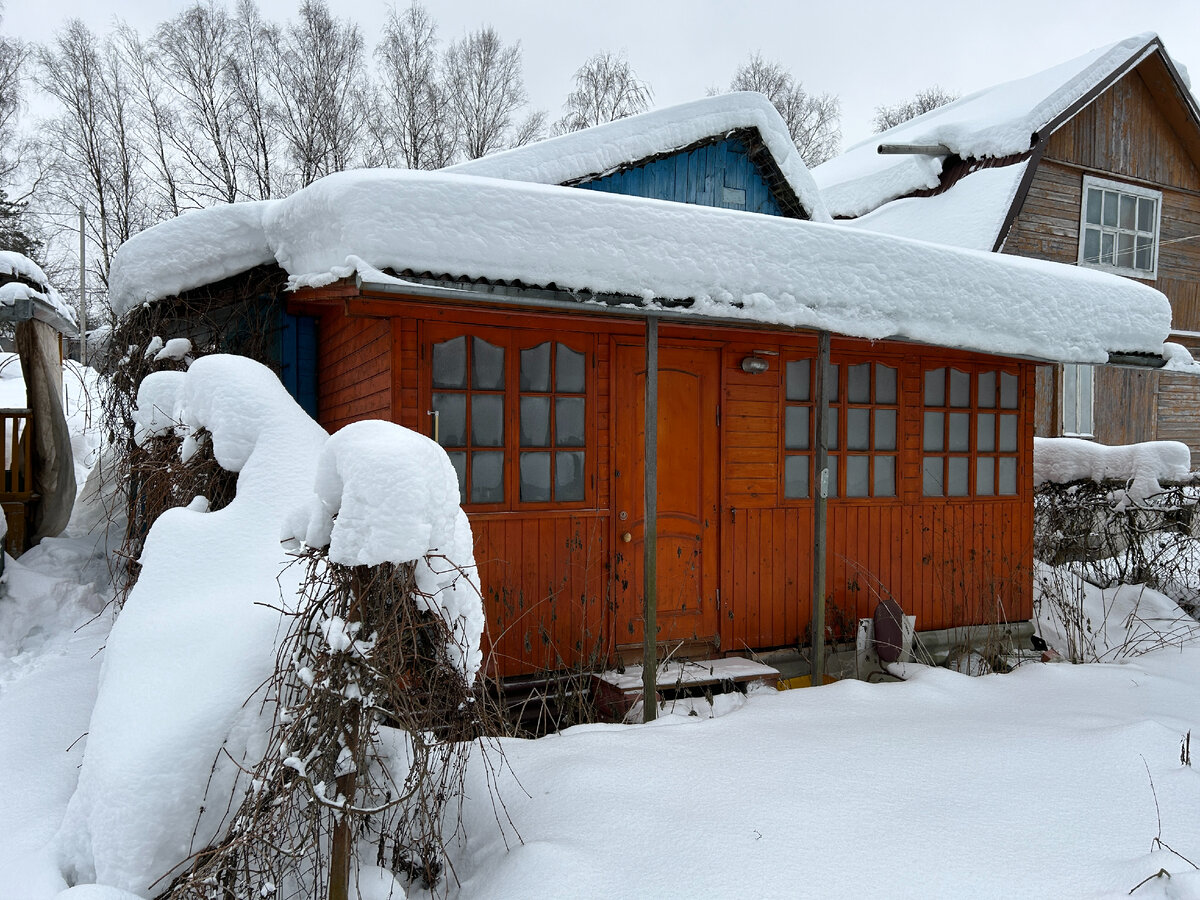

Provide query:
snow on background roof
left=0, top=250, right=78, bottom=333
left=109, top=168, right=1177, bottom=365
left=446, top=92, right=832, bottom=223
left=812, top=34, right=1160, bottom=218
left=843, top=163, right=1030, bottom=251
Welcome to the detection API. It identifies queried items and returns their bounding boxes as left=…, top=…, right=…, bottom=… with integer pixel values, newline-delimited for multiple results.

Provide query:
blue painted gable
left=575, top=137, right=785, bottom=216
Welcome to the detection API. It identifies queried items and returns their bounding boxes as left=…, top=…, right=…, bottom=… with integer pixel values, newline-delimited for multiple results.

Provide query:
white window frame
left=1062, top=363, right=1094, bottom=437
left=1077, top=175, right=1161, bottom=280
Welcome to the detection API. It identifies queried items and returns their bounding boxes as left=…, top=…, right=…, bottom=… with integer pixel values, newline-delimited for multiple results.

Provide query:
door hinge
left=716, top=588, right=721, bottom=612
left=716, top=404, right=721, bottom=427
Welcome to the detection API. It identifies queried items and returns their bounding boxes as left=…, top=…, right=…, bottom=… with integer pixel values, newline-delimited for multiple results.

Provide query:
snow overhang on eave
left=355, top=272, right=1151, bottom=367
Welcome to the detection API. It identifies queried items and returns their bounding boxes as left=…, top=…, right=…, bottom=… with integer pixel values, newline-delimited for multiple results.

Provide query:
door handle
left=621, top=532, right=632, bottom=543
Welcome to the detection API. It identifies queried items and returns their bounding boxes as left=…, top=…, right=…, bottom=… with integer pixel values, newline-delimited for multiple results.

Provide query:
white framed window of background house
left=1062, top=363, right=1094, bottom=437
left=1077, top=175, right=1161, bottom=279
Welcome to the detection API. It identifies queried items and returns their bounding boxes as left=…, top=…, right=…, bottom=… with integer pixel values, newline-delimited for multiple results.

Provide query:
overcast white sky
left=8, top=0, right=1200, bottom=150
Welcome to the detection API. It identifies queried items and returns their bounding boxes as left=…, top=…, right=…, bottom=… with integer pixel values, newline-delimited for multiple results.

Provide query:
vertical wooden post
left=642, top=316, right=658, bottom=721
left=811, top=331, right=830, bottom=686
left=78, top=206, right=87, bottom=366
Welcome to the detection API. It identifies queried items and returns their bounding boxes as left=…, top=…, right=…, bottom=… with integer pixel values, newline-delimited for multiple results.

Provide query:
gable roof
left=109, top=168, right=1176, bottom=367
left=812, top=32, right=1199, bottom=238
left=445, top=92, right=831, bottom=223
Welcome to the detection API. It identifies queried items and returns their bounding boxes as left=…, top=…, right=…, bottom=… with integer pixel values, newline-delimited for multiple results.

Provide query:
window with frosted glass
left=783, top=358, right=897, bottom=499
left=432, top=335, right=506, bottom=504
left=519, top=341, right=586, bottom=503
left=923, top=367, right=1019, bottom=497
left=1078, top=175, right=1159, bottom=278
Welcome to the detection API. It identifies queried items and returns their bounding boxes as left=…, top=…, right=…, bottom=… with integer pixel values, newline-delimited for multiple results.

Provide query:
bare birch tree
left=720, top=52, right=841, bottom=166
left=0, top=2, right=28, bottom=186
left=872, top=85, right=959, bottom=132
left=154, top=0, right=241, bottom=204
left=555, top=50, right=651, bottom=133
left=227, top=0, right=281, bottom=199
left=371, top=3, right=457, bottom=169
left=113, top=24, right=182, bottom=218
left=267, top=0, right=368, bottom=187
left=36, top=21, right=153, bottom=287
left=443, top=26, right=530, bottom=159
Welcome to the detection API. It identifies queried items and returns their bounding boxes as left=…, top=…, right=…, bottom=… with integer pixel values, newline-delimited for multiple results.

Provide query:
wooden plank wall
left=317, top=312, right=392, bottom=432
left=1004, top=62, right=1200, bottom=459
left=721, top=344, right=1033, bottom=654
left=306, top=302, right=1036, bottom=678
left=578, top=138, right=786, bottom=216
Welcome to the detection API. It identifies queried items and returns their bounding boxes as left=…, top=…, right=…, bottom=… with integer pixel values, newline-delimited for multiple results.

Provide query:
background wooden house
left=107, top=96, right=1180, bottom=681
left=814, top=33, right=1200, bottom=464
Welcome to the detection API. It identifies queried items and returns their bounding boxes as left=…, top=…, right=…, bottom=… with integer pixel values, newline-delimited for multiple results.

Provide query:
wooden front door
left=612, top=342, right=721, bottom=656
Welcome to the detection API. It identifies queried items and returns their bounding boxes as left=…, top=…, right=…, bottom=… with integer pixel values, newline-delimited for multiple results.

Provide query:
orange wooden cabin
left=289, top=284, right=1036, bottom=679
left=111, top=96, right=1175, bottom=682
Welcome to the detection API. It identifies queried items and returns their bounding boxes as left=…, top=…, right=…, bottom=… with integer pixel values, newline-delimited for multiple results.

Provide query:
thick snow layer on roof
left=1034, top=436, right=1192, bottom=504
left=107, top=201, right=275, bottom=316
left=111, top=168, right=1176, bottom=364
left=0, top=249, right=51, bottom=285
left=813, top=34, right=1158, bottom=217
left=845, top=163, right=1029, bottom=252
left=446, top=92, right=831, bottom=222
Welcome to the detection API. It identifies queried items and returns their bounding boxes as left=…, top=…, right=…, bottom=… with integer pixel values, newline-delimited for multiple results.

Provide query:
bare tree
left=443, top=26, right=530, bottom=159
left=371, top=3, right=456, bottom=169
left=555, top=50, right=651, bottom=134
left=267, top=0, right=368, bottom=188
left=227, top=0, right=281, bottom=199
left=35, top=21, right=153, bottom=288
left=154, top=0, right=241, bottom=204
left=0, top=2, right=29, bottom=187
left=722, top=52, right=841, bottom=166
left=873, top=85, right=959, bottom=132
left=113, top=23, right=182, bottom=218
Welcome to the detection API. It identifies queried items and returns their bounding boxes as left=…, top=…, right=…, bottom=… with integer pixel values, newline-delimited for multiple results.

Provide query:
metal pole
left=811, top=331, right=830, bottom=686
left=78, top=207, right=87, bottom=366
left=642, top=316, right=658, bottom=721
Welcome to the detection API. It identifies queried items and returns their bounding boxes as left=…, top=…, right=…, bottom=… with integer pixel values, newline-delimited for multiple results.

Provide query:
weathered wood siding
left=577, top=138, right=786, bottom=215
left=316, top=312, right=392, bottom=432
left=1004, top=59, right=1200, bottom=461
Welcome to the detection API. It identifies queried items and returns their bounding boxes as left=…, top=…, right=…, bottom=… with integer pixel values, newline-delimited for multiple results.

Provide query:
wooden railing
left=0, top=408, right=33, bottom=501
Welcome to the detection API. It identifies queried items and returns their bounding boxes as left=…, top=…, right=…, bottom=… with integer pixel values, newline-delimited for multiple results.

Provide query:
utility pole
left=78, top=207, right=87, bottom=366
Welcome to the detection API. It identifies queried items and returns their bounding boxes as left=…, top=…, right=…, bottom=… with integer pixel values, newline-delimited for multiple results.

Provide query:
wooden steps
left=593, top=656, right=780, bottom=721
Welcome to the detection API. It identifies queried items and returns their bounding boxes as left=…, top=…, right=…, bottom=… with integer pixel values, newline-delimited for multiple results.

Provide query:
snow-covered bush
left=57, top=357, right=485, bottom=899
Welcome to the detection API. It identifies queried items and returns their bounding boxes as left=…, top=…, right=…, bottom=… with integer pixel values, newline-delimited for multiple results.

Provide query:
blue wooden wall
left=278, top=310, right=319, bottom=419
left=576, top=138, right=784, bottom=215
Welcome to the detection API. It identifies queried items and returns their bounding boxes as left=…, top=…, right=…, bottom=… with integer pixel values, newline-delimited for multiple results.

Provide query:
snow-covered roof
left=843, top=163, right=1030, bottom=252
left=109, top=168, right=1177, bottom=366
left=0, top=250, right=78, bottom=334
left=445, top=92, right=831, bottom=223
left=813, top=34, right=1170, bottom=219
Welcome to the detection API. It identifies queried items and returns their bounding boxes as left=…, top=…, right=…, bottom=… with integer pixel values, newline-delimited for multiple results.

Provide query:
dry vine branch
left=160, top=546, right=510, bottom=900
left=97, top=264, right=289, bottom=601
